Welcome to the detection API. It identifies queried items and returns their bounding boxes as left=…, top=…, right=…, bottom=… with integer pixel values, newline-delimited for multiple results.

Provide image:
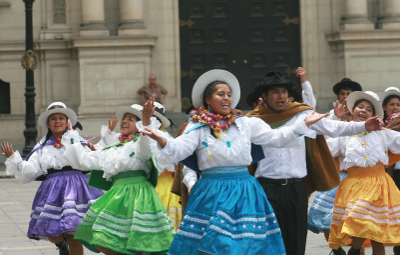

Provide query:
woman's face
left=383, top=97, right=400, bottom=117
left=205, top=84, right=232, bottom=115
left=120, top=113, right=139, bottom=136
left=46, top=113, right=67, bottom=135
left=352, top=100, right=374, bottom=122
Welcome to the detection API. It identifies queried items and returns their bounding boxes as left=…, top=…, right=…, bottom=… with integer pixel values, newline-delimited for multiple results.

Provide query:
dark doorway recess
left=0, top=79, right=11, bottom=114
left=179, top=0, right=301, bottom=110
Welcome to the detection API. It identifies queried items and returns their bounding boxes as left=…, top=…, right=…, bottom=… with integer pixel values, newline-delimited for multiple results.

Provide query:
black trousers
left=257, top=178, right=308, bottom=255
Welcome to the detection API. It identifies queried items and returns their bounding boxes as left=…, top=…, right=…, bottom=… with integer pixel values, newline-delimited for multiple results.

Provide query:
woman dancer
left=62, top=101, right=175, bottom=255
left=142, top=69, right=329, bottom=255
left=1, top=102, right=104, bottom=255
left=328, top=91, right=400, bottom=255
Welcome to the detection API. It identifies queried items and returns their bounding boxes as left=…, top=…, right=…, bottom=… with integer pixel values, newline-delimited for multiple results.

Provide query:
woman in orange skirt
left=327, top=91, right=400, bottom=255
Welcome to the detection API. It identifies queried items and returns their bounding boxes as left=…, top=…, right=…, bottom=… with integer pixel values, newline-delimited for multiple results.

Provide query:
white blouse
left=150, top=116, right=317, bottom=188
left=62, top=119, right=159, bottom=180
left=327, top=129, right=400, bottom=170
left=5, top=135, right=90, bottom=184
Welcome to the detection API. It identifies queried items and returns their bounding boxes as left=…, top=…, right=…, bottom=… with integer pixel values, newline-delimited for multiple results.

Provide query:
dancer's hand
left=296, top=67, right=307, bottom=83
left=365, top=116, right=381, bottom=131
left=142, top=99, right=157, bottom=126
left=67, top=119, right=73, bottom=131
left=1, top=143, right=14, bottom=158
left=334, top=99, right=349, bottom=119
left=108, top=116, right=118, bottom=132
left=141, top=128, right=167, bottom=148
left=304, top=110, right=330, bottom=127
left=87, top=141, right=97, bottom=151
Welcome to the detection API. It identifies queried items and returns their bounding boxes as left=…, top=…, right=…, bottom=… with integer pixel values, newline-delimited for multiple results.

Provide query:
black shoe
left=330, top=247, right=346, bottom=255
left=347, top=246, right=361, bottom=255
left=394, top=245, right=400, bottom=255
left=55, top=237, right=69, bottom=255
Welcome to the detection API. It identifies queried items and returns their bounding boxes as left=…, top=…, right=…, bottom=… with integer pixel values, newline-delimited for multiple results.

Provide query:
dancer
left=1, top=102, right=104, bottom=255
left=142, top=69, right=330, bottom=255
left=62, top=101, right=175, bottom=255
left=328, top=91, right=400, bottom=255
left=246, top=71, right=380, bottom=255
left=329, top=78, right=362, bottom=119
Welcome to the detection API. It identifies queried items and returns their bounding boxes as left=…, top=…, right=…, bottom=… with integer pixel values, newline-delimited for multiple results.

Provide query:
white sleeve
left=384, top=130, right=400, bottom=154
left=155, top=128, right=201, bottom=166
left=326, top=137, right=341, bottom=157
left=96, top=125, right=120, bottom=149
left=248, top=116, right=316, bottom=147
left=5, top=150, right=45, bottom=184
left=310, top=111, right=366, bottom=137
left=326, top=109, right=341, bottom=121
left=183, top=166, right=198, bottom=189
left=301, top=81, right=316, bottom=108
left=62, top=130, right=102, bottom=170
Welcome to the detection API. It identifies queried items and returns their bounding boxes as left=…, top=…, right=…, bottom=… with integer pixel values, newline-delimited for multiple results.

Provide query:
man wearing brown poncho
left=246, top=71, right=381, bottom=255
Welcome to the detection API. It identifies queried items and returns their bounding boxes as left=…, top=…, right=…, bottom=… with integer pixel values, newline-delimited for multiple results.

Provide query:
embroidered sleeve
left=5, top=150, right=44, bottom=184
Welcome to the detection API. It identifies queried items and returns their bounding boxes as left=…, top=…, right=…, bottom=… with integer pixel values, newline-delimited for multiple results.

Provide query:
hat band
left=48, top=105, right=65, bottom=110
left=155, top=107, right=165, bottom=116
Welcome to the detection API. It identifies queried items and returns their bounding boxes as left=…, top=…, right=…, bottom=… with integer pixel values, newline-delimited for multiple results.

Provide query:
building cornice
left=326, top=29, right=400, bottom=43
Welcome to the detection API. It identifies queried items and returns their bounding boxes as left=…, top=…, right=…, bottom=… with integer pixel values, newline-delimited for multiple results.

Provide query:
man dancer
left=247, top=71, right=380, bottom=255
left=329, top=78, right=362, bottom=119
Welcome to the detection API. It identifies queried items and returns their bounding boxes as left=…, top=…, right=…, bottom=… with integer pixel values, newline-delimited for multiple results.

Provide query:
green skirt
left=74, top=171, right=175, bottom=254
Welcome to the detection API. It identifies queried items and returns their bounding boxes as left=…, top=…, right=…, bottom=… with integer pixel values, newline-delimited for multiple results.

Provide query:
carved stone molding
left=53, top=0, right=66, bottom=24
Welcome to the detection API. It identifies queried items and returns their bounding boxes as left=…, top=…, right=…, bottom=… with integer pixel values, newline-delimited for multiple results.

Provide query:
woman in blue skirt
left=142, top=69, right=328, bottom=255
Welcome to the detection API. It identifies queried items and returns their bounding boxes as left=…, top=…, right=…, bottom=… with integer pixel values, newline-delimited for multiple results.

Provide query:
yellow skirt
left=329, top=162, right=400, bottom=249
left=155, top=171, right=182, bottom=231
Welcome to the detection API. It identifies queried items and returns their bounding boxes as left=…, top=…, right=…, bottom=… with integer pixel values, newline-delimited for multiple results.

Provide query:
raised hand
left=304, top=110, right=330, bottom=127
left=333, top=99, right=349, bottom=119
left=1, top=143, right=14, bottom=158
left=108, top=116, right=118, bottom=132
left=142, top=99, right=157, bottom=126
left=141, top=127, right=167, bottom=148
left=365, top=116, right=381, bottom=132
left=296, top=67, right=307, bottom=83
left=67, top=119, right=73, bottom=131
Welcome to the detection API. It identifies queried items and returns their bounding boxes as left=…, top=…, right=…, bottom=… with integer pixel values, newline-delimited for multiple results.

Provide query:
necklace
left=189, top=106, right=242, bottom=134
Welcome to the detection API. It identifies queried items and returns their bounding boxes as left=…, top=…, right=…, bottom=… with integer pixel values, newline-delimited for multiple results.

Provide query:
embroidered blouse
left=5, top=135, right=90, bottom=184
left=149, top=116, right=317, bottom=188
left=327, top=129, right=400, bottom=170
left=62, top=118, right=159, bottom=180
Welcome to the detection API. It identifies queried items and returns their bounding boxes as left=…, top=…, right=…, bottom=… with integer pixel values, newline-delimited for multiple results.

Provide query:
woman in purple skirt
left=1, top=102, right=104, bottom=255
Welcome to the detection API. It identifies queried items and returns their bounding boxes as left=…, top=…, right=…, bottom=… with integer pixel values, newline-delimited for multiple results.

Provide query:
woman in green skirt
left=62, top=99, right=174, bottom=255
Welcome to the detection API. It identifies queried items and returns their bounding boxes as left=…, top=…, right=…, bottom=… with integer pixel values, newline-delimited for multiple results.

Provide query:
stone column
left=341, top=0, right=374, bottom=30
left=380, top=0, right=400, bottom=29
left=79, top=0, right=108, bottom=36
left=118, top=0, right=146, bottom=36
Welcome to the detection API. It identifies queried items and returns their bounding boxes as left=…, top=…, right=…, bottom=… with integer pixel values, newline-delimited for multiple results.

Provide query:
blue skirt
left=168, top=166, right=286, bottom=255
left=307, top=172, right=347, bottom=233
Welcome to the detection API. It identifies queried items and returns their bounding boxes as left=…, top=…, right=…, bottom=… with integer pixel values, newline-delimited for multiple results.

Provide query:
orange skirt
left=329, top=162, right=400, bottom=249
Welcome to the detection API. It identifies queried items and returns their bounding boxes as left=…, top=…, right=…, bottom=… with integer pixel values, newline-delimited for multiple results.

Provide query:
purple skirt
left=28, top=170, right=104, bottom=240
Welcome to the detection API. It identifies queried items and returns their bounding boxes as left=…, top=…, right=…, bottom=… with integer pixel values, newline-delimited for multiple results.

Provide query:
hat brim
left=38, top=108, right=77, bottom=128
left=254, top=82, right=294, bottom=93
left=246, top=91, right=261, bottom=108
left=289, top=87, right=302, bottom=102
left=191, top=69, right=240, bottom=109
left=333, top=81, right=362, bottom=95
left=116, top=106, right=143, bottom=131
left=153, top=111, right=171, bottom=129
left=379, top=91, right=400, bottom=104
left=347, top=91, right=384, bottom=120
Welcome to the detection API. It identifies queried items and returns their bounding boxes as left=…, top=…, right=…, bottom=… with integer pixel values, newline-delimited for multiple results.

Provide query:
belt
left=257, top=177, right=303, bottom=185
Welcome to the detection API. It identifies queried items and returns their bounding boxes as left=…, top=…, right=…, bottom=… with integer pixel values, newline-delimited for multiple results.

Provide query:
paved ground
left=0, top=168, right=395, bottom=254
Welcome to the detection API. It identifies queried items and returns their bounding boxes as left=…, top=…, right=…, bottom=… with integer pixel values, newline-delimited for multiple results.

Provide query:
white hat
left=379, top=87, right=400, bottom=104
left=38, top=102, right=77, bottom=128
left=116, top=104, right=143, bottom=125
left=153, top=102, right=171, bottom=129
left=347, top=91, right=384, bottom=119
left=191, top=69, right=240, bottom=109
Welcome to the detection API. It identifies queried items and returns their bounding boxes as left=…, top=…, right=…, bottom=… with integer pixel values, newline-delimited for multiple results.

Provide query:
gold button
left=365, top=157, right=368, bottom=160
left=363, top=145, right=366, bottom=147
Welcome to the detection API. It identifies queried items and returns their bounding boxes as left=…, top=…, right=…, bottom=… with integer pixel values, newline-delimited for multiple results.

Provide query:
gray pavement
left=0, top=176, right=395, bottom=254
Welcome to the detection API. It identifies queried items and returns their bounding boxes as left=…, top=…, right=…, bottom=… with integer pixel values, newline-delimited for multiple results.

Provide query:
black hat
left=333, top=78, right=362, bottom=95
left=246, top=91, right=262, bottom=108
left=288, top=85, right=302, bottom=102
left=254, top=71, right=295, bottom=93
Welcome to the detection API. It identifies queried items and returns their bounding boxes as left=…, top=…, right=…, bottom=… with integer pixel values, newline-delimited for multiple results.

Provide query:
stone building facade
left=0, top=0, right=399, bottom=146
